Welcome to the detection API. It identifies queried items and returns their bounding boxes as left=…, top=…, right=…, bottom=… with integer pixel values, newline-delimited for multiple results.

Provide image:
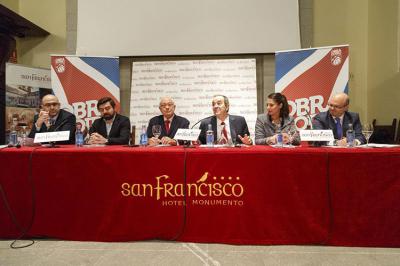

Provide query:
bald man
left=146, top=97, right=190, bottom=146
left=28, top=94, right=76, bottom=144
left=312, top=92, right=366, bottom=146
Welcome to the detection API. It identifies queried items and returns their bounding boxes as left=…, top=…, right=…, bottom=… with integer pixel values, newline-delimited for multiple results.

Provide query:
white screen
left=77, top=0, right=300, bottom=56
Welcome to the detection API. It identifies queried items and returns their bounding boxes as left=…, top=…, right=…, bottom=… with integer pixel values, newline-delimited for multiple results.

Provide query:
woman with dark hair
left=255, top=92, right=299, bottom=145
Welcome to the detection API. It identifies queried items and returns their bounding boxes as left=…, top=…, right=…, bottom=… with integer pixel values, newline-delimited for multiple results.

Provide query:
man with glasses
left=313, top=92, right=366, bottom=146
left=87, top=97, right=130, bottom=145
left=146, top=96, right=190, bottom=146
left=28, top=94, right=76, bottom=144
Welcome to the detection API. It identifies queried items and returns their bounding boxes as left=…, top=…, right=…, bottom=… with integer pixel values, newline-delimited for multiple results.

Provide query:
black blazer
left=312, top=111, right=366, bottom=144
left=198, top=115, right=250, bottom=144
left=89, top=113, right=131, bottom=145
left=146, top=115, right=190, bottom=139
left=28, top=109, right=76, bottom=144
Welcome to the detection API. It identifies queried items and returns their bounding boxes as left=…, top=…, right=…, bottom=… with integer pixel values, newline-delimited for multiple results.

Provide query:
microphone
left=190, top=115, right=214, bottom=129
left=180, top=115, right=214, bottom=148
left=43, top=119, right=71, bottom=148
left=305, top=109, right=313, bottom=129
left=7, top=143, right=21, bottom=148
left=50, top=119, right=69, bottom=132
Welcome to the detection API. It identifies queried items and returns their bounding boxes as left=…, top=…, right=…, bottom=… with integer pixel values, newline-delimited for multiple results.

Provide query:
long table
left=0, top=145, right=399, bottom=247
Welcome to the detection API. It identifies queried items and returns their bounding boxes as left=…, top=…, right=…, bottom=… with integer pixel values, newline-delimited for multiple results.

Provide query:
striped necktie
left=221, top=122, right=228, bottom=143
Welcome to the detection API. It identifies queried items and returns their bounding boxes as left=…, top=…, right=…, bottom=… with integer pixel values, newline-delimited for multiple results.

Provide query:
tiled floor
left=1, top=239, right=399, bottom=266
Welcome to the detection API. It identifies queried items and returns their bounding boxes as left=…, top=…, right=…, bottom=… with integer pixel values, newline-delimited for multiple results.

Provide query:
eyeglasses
left=160, top=103, right=174, bottom=108
left=43, top=102, right=60, bottom=107
left=328, top=103, right=347, bottom=109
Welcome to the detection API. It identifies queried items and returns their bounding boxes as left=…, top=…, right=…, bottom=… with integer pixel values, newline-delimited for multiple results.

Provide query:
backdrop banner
left=50, top=55, right=120, bottom=130
left=5, top=63, right=52, bottom=141
left=275, top=45, right=349, bottom=129
left=130, top=59, right=257, bottom=142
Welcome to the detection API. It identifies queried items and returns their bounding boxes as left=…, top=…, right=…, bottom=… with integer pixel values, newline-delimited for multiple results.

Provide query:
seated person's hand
left=160, top=136, right=177, bottom=145
left=282, top=133, right=290, bottom=144
left=336, top=138, right=347, bottom=147
left=148, top=137, right=160, bottom=146
left=37, top=110, right=50, bottom=128
left=266, top=135, right=277, bottom=145
left=87, top=132, right=107, bottom=144
left=238, top=134, right=252, bottom=145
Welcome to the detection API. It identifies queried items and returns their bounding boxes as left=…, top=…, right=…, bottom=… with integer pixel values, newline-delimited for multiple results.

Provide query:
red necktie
left=165, top=120, right=170, bottom=135
left=221, top=122, right=228, bottom=143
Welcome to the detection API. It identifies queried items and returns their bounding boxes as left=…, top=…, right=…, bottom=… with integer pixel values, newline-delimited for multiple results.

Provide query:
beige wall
left=314, top=0, right=368, bottom=120
left=314, top=0, right=400, bottom=124
left=18, top=0, right=67, bottom=68
left=1, top=0, right=67, bottom=69
left=368, top=0, right=400, bottom=124
left=0, top=0, right=18, bottom=12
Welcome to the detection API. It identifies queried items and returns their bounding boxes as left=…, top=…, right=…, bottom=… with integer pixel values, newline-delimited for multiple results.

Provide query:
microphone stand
left=42, top=119, right=62, bottom=148
left=183, top=115, right=214, bottom=148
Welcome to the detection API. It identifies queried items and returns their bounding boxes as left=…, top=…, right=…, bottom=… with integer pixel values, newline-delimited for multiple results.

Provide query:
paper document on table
left=359, top=143, right=400, bottom=148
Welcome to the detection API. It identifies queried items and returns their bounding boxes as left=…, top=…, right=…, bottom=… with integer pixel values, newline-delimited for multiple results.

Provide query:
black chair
left=370, top=118, right=397, bottom=144
left=396, top=119, right=400, bottom=144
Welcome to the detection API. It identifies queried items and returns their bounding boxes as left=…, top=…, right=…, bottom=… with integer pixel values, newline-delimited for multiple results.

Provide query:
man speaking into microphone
left=28, top=94, right=76, bottom=144
left=198, top=95, right=252, bottom=145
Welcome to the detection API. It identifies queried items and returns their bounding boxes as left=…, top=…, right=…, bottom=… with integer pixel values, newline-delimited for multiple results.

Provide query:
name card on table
left=174, top=129, right=201, bottom=141
left=34, top=131, right=70, bottom=143
left=299, top=130, right=334, bottom=142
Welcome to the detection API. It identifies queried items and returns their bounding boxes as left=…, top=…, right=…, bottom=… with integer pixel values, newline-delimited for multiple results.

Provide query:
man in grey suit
left=198, top=95, right=252, bottom=145
left=312, top=92, right=366, bottom=146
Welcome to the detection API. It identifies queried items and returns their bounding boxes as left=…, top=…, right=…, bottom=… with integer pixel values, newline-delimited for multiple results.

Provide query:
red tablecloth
left=182, top=146, right=329, bottom=244
left=326, top=148, right=400, bottom=247
left=0, top=146, right=186, bottom=241
left=1, top=145, right=399, bottom=246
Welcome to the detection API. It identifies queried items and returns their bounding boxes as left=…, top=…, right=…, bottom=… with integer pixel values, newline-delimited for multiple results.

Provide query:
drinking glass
left=287, top=129, right=297, bottom=147
left=152, top=125, right=162, bottom=139
left=18, top=122, right=28, bottom=146
left=362, top=123, right=373, bottom=146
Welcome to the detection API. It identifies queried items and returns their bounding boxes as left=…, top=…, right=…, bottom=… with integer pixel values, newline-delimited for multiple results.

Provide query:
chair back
left=370, top=119, right=397, bottom=144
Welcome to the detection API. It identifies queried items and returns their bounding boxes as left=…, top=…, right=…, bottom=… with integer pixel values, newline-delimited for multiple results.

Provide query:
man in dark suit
left=146, top=97, right=190, bottom=146
left=28, top=94, right=76, bottom=144
left=88, top=97, right=130, bottom=145
left=313, top=92, right=366, bottom=146
left=198, top=95, right=252, bottom=145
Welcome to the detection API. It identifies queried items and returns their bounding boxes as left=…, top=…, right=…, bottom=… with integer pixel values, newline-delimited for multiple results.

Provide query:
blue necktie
left=335, top=117, right=342, bottom=139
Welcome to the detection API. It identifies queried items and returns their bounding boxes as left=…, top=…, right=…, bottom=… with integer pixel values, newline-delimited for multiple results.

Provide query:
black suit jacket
left=28, top=109, right=76, bottom=144
left=146, top=115, right=190, bottom=139
left=312, top=111, right=366, bottom=144
left=198, top=115, right=250, bottom=144
left=89, top=113, right=131, bottom=145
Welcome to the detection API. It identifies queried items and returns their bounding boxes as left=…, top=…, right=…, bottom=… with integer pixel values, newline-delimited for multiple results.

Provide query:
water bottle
left=9, top=124, right=17, bottom=146
left=346, top=123, right=355, bottom=147
left=206, top=124, right=214, bottom=146
left=75, top=124, right=84, bottom=147
left=140, top=125, right=148, bottom=146
left=276, top=129, right=283, bottom=147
